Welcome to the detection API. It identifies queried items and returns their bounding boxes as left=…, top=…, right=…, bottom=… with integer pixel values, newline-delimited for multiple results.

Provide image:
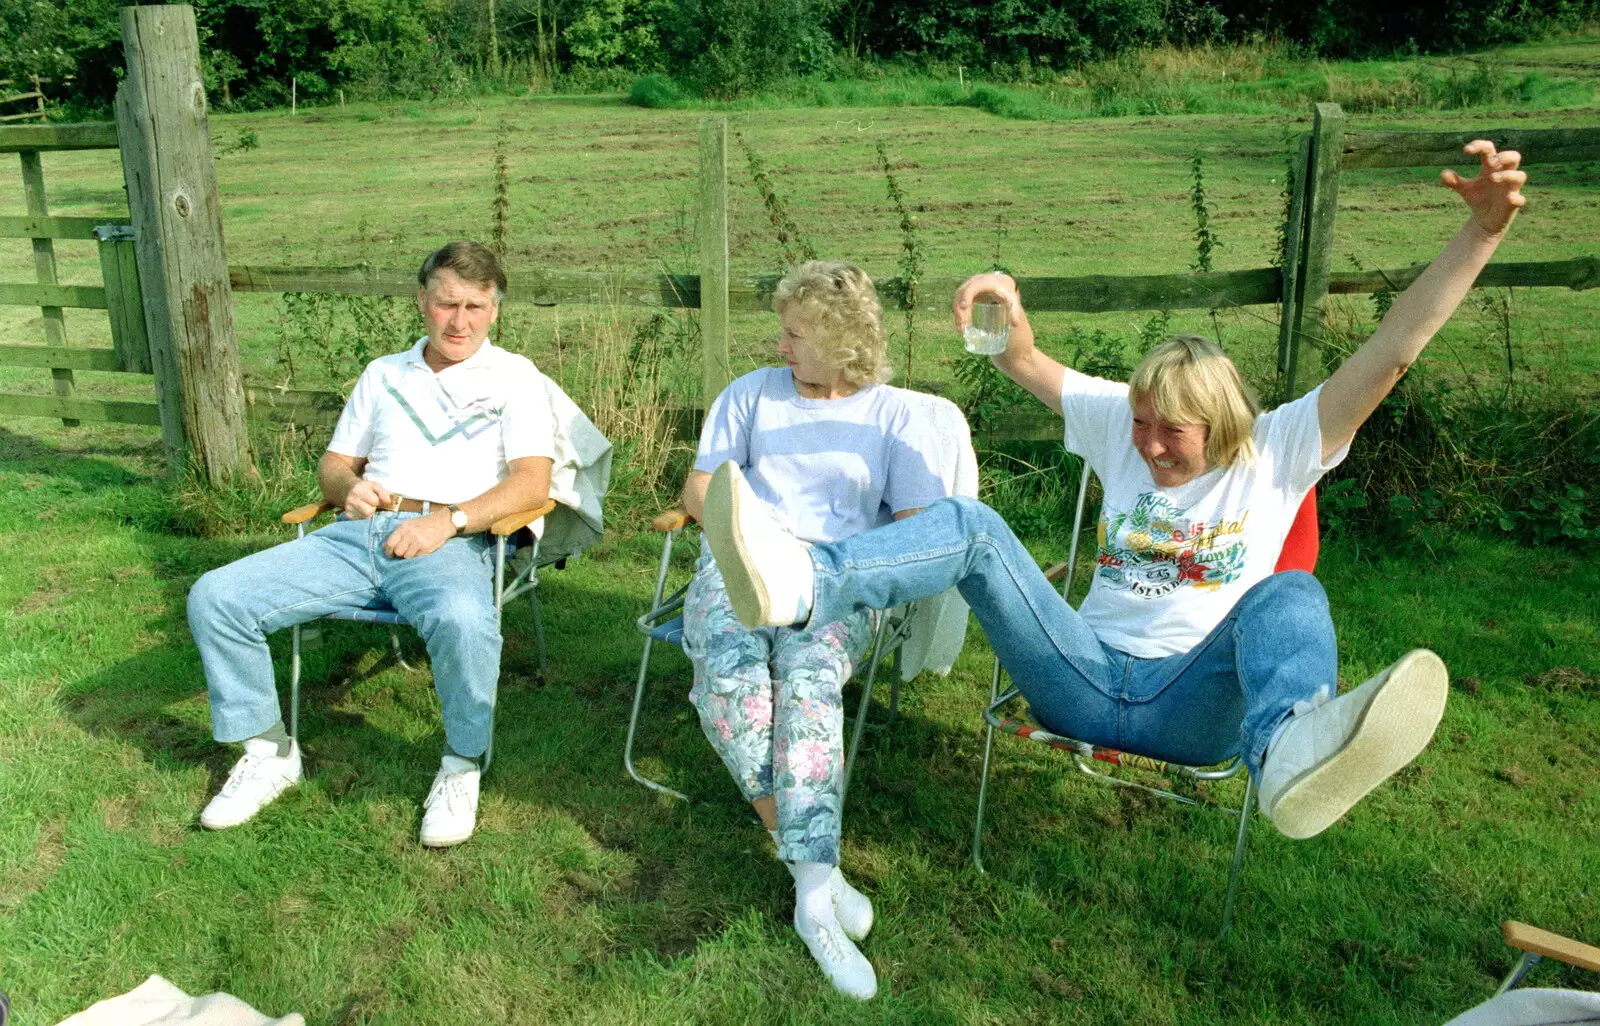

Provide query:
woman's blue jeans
left=807, top=497, right=1336, bottom=776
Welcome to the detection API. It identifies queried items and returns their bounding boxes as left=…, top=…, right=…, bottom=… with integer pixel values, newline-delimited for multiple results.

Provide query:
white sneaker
left=200, top=738, right=302, bottom=830
left=1258, top=649, right=1448, bottom=839
left=832, top=869, right=874, bottom=942
left=702, top=461, right=814, bottom=628
left=795, top=902, right=878, bottom=1001
left=419, top=760, right=481, bottom=848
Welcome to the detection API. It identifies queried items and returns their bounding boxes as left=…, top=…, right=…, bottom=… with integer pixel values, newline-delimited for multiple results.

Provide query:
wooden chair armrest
left=283, top=501, right=335, bottom=525
left=490, top=499, right=558, bottom=537
left=1043, top=561, right=1071, bottom=584
left=1503, top=921, right=1600, bottom=972
left=653, top=509, right=694, bottom=532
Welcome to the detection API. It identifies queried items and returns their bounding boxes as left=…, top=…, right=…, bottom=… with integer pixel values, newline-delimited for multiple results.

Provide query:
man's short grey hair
left=418, top=241, right=507, bottom=302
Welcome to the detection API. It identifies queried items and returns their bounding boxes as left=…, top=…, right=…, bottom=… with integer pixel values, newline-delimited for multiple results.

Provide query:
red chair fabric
left=1274, top=487, right=1320, bottom=574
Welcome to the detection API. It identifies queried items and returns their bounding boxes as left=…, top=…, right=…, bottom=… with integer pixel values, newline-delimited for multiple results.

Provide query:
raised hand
left=952, top=272, right=1022, bottom=333
left=1441, top=141, right=1527, bottom=238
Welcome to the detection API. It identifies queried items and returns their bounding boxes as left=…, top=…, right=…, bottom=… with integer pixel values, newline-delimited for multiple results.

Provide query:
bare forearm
left=317, top=453, right=360, bottom=507
left=682, top=471, right=710, bottom=523
left=1360, top=220, right=1504, bottom=374
left=989, top=311, right=1066, bottom=414
left=456, top=462, right=552, bottom=534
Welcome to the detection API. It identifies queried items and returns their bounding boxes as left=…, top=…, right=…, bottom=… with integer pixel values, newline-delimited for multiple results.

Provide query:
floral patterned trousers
left=685, top=551, right=872, bottom=866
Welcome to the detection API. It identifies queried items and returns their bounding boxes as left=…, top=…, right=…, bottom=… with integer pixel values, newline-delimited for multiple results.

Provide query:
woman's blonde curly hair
left=772, top=260, right=890, bottom=387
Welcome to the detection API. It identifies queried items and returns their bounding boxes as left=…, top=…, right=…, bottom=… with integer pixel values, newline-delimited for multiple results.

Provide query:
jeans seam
left=257, top=585, right=382, bottom=633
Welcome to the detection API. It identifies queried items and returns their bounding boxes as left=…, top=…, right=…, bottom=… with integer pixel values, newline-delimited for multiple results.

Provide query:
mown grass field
left=2, top=39, right=1599, bottom=1025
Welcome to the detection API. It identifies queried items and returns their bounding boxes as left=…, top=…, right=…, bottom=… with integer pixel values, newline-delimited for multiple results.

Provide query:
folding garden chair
left=624, top=389, right=978, bottom=806
left=971, top=464, right=1320, bottom=938
left=277, top=371, right=613, bottom=773
left=1442, top=922, right=1600, bottom=1025
left=280, top=497, right=557, bottom=771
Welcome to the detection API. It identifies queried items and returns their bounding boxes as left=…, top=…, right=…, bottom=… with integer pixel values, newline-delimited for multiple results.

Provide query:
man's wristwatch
left=447, top=504, right=469, bottom=534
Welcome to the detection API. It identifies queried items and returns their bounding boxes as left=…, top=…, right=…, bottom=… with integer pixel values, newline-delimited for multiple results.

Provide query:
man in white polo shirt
left=187, top=241, right=556, bottom=847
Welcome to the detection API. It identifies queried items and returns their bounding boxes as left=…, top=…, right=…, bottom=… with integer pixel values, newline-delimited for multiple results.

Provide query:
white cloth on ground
left=54, top=975, right=304, bottom=1026
left=1059, top=369, right=1349, bottom=658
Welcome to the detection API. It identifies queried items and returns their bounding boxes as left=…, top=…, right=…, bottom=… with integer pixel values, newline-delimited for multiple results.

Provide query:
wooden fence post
left=1276, top=133, right=1312, bottom=379
left=115, top=4, right=250, bottom=483
left=698, top=115, right=730, bottom=403
left=1285, top=102, right=1345, bottom=399
left=94, top=224, right=152, bottom=374
left=18, top=150, right=77, bottom=425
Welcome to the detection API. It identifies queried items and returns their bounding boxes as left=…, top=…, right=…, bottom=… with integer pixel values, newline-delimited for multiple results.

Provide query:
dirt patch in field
left=0, top=816, right=67, bottom=910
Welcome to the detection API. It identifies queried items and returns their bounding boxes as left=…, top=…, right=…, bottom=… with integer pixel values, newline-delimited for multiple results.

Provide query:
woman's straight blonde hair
left=1128, top=334, right=1260, bottom=468
left=772, top=260, right=890, bottom=387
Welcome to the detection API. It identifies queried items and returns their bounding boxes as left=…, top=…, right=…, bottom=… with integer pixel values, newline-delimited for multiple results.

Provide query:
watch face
left=451, top=510, right=469, bottom=529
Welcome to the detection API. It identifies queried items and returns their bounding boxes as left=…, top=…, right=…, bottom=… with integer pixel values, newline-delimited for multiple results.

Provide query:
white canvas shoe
left=702, top=461, right=814, bottom=628
left=1258, top=649, right=1449, bottom=840
left=200, top=738, right=302, bottom=830
left=831, top=869, right=874, bottom=942
left=795, top=902, right=878, bottom=1001
left=419, top=761, right=481, bottom=848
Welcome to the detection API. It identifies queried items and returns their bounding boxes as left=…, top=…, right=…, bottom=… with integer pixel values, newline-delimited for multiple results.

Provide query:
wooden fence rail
left=1, top=105, right=1598, bottom=458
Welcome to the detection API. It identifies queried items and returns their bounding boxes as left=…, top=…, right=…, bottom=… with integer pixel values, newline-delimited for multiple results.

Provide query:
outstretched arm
left=952, top=272, right=1065, bottom=415
left=1317, top=141, right=1527, bottom=460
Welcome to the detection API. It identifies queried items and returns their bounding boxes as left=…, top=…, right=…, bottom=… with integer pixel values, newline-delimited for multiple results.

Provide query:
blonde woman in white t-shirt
left=680, top=261, right=947, bottom=1001
left=699, top=141, right=1526, bottom=846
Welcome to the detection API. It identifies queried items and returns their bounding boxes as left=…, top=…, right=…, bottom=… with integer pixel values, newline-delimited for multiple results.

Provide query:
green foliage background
left=5, top=0, right=1599, bottom=113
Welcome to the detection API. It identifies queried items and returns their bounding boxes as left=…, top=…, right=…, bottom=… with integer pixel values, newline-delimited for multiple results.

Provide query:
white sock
left=792, top=860, right=835, bottom=925
left=440, top=754, right=478, bottom=775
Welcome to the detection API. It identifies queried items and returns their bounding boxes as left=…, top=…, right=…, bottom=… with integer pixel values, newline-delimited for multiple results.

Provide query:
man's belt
left=384, top=496, right=450, bottom=514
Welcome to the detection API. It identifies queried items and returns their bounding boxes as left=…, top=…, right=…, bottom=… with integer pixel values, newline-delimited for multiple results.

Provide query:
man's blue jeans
left=807, top=497, right=1336, bottom=776
left=187, top=512, right=502, bottom=758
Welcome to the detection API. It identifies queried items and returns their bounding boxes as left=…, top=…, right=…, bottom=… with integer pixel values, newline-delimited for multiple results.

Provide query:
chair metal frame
left=970, top=467, right=1256, bottom=938
left=281, top=498, right=558, bottom=772
left=1496, top=920, right=1600, bottom=994
left=624, top=510, right=911, bottom=806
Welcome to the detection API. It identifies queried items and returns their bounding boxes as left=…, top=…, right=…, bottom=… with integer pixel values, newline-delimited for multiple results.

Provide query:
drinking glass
left=963, top=299, right=1010, bottom=356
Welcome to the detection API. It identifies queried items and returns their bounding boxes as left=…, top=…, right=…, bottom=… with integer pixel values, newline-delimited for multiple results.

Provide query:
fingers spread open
left=1494, top=149, right=1522, bottom=170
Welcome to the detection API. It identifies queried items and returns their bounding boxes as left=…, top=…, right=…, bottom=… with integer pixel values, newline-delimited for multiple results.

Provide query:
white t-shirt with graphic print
left=695, top=367, right=948, bottom=544
left=328, top=338, right=557, bottom=505
left=1060, top=368, right=1347, bottom=658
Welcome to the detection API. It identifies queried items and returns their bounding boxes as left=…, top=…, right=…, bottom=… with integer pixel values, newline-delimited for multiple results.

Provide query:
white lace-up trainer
left=831, top=869, right=874, bottom=942
left=419, top=757, right=481, bottom=848
left=795, top=889, right=878, bottom=1000
left=1258, top=649, right=1449, bottom=839
left=200, top=738, right=302, bottom=830
left=702, top=461, right=815, bottom=629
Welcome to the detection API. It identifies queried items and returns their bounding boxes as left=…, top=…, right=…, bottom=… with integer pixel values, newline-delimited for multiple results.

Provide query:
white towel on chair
left=889, top=390, right=978, bottom=680
left=54, top=975, right=303, bottom=1026
left=531, top=370, right=613, bottom=564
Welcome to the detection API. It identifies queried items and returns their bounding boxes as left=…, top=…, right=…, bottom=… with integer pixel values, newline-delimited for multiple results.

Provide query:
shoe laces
left=801, top=912, right=850, bottom=967
left=218, top=752, right=271, bottom=798
left=427, top=772, right=474, bottom=815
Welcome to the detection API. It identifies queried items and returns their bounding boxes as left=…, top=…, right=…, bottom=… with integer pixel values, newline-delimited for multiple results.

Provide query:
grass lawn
left=1, top=415, right=1597, bottom=1024
left=1, top=41, right=1598, bottom=1024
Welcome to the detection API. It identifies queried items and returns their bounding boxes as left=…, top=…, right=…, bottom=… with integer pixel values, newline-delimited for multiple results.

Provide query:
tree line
left=4, top=0, right=1596, bottom=114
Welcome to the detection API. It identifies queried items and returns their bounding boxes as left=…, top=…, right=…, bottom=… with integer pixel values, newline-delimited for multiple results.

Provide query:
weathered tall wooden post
left=1283, top=102, right=1346, bottom=398
left=115, top=4, right=251, bottom=483
left=698, top=116, right=731, bottom=403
